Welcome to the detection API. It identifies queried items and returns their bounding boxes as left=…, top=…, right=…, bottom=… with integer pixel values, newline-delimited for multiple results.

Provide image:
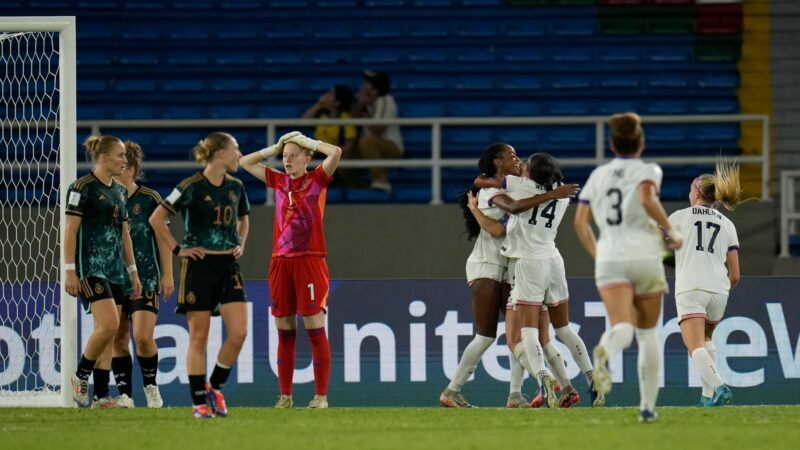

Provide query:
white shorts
left=509, top=255, right=569, bottom=308
left=466, top=261, right=506, bottom=285
left=595, top=258, right=667, bottom=297
left=675, top=290, right=728, bottom=324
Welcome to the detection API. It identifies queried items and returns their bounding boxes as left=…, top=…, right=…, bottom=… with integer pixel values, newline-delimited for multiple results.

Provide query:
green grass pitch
left=2, top=406, right=799, bottom=450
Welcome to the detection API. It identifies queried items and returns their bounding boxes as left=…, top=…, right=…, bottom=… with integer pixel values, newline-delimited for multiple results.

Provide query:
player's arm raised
left=287, top=134, right=342, bottom=177
left=239, top=131, right=302, bottom=182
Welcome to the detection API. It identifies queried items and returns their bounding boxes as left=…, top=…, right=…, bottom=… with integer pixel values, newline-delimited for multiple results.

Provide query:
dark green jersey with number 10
left=161, top=172, right=250, bottom=250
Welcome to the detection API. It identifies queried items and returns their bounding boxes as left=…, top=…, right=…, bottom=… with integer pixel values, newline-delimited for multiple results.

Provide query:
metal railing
left=779, top=170, right=800, bottom=258
left=71, top=113, right=771, bottom=205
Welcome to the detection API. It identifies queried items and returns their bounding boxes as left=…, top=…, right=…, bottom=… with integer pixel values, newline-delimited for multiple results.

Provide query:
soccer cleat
left=91, top=396, right=119, bottom=409
left=639, top=409, right=658, bottom=423
left=115, top=393, right=135, bottom=408
left=530, top=383, right=561, bottom=408
left=697, top=396, right=713, bottom=407
left=589, top=381, right=605, bottom=407
left=592, top=345, right=612, bottom=398
left=506, top=392, right=530, bottom=408
left=439, top=388, right=475, bottom=408
left=539, top=375, right=559, bottom=408
left=205, top=383, right=227, bottom=417
left=71, top=374, right=91, bottom=408
left=144, top=385, right=163, bottom=408
left=559, top=385, right=580, bottom=408
left=192, top=404, right=213, bottom=419
left=275, top=395, right=294, bottom=409
left=711, top=385, right=732, bottom=407
left=308, top=395, right=329, bottom=409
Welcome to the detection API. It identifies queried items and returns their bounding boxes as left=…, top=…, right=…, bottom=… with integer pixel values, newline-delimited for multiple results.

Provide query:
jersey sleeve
left=727, top=220, right=740, bottom=251
left=578, top=171, right=595, bottom=204
left=264, top=167, right=283, bottom=189
left=636, top=163, right=663, bottom=193
left=312, top=165, right=333, bottom=187
left=478, top=188, right=505, bottom=221
left=162, top=184, right=191, bottom=215
left=65, top=181, right=88, bottom=216
left=238, top=183, right=250, bottom=217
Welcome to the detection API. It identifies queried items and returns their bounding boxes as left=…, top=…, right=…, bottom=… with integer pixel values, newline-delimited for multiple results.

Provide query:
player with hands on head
left=64, top=135, right=142, bottom=408
left=669, top=159, right=745, bottom=407
left=239, top=131, right=342, bottom=409
left=574, top=112, right=683, bottom=423
left=149, top=132, right=250, bottom=419
left=109, top=140, right=170, bottom=408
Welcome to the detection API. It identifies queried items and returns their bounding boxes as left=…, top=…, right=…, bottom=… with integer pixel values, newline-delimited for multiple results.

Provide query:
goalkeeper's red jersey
left=264, top=165, right=332, bottom=258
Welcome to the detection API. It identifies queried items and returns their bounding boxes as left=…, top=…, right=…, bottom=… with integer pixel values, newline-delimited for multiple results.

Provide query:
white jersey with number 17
left=578, top=158, right=665, bottom=262
left=670, top=205, right=739, bottom=295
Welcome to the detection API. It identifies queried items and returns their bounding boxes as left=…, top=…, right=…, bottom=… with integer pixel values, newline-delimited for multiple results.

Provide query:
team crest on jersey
left=186, top=291, right=196, bottom=304
left=94, top=283, right=104, bottom=294
left=204, top=195, right=213, bottom=203
left=98, top=194, right=106, bottom=201
left=228, top=190, right=237, bottom=202
left=132, top=204, right=142, bottom=215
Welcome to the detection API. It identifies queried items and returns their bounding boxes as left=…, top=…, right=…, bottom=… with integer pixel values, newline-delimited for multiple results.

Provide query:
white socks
left=509, top=349, right=525, bottom=394
left=447, top=334, right=495, bottom=392
left=555, top=325, right=594, bottom=384
left=695, top=341, right=722, bottom=397
left=636, top=327, right=661, bottom=412
left=513, top=342, right=534, bottom=375
left=521, top=327, right=549, bottom=384
left=543, top=342, right=571, bottom=388
left=598, top=322, right=635, bottom=358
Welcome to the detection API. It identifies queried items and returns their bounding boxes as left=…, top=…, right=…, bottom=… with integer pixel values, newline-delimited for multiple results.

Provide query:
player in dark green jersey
left=109, top=140, right=172, bottom=408
left=150, top=132, right=250, bottom=419
left=64, top=135, right=142, bottom=408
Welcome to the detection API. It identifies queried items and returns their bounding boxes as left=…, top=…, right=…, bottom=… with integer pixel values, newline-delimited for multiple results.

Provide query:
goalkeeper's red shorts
left=268, top=255, right=329, bottom=317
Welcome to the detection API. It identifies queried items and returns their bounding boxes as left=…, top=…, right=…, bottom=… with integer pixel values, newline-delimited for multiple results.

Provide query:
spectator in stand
left=352, top=70, right=404, bottom=192
left=302, top=84, right=360, bottom=187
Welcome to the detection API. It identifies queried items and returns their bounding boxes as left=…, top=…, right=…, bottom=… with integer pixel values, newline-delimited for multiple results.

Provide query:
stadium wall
left=2, top=277, right=798, bottom=407
left=0, top=200, right=782, bottom=282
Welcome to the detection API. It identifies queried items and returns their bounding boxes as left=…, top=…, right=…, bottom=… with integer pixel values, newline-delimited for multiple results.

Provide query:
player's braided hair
left=459, top=143, right=510, bottom=241
left=527, top=152, right=563, bottom=192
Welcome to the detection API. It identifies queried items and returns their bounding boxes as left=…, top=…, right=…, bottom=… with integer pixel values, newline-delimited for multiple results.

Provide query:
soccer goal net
left=0, top=17, right=76, bottom=407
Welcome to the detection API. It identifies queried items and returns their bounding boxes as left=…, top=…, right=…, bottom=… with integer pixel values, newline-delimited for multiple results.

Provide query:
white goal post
left=0, top=17, right=76, bottom=407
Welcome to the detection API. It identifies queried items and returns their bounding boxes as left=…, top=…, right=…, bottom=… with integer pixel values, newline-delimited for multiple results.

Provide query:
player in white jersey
left=488, top=153, right=593, bottom=408
left=440, top=143, right=577, bottom=408
left=669, top=159, right=743, bottom=407
left=574, top=112, right=683, bottom=423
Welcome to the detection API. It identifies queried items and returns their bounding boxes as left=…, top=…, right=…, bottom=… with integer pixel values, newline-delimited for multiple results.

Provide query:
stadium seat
left=449, top=101, right=495, bottom=117
left=359, top=49, right=403, bottom=64
left=402, top=103, right=447, bottom=117
left=114, top=79, right=158, bottom=93
left=499, top=76, right=544, bottom=91
left=500, top=101, right=544, bottom=116
left=117, top=53, right=159, bottom=66
left=210, top=79, right=254, bottom=92
left=408, top=48, right=450, bottom=63
left=78, top=79, right=108, bottom=93
left=547, top=101, right=591, bottom=115
left=408, top=23, right=451, bottom=38
left=163, top=80, right=206, bottom=92
left=695, top=73, right=739, bottom=90
left=456, top=48, right=496, bottom=63
left=215, top=52, right=257, bottom=65
left=260, top=79, right=304, bottom=92
left=360, top=23, right=404, bottom=39
left=317, top=0, right=358, bottom=7
left=647, top=74, right=690, bottom=89
left=692, top=99, right=738, bottom=114
left=219, top=1, right=261, bottom=9
left=209, top=106, right=253, bottom=119
left=119, top=24, right=161, bottom=40
left=503, top=21, right=548, bottom=37
left=312, top=25, right=353, bottom=40
left=501, top=47, right=546, bottom=63
left=453, top=77, right=493, bottom=91
left=159, top=106, right=206, bottom=119
left=404, top=77, right=447, bottom=91
left=644, top=100, right=689, bottom=114
left=263, top=52, right=305, bottom=65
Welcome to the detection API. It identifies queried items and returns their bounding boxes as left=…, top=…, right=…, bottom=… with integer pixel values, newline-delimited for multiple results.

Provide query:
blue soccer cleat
left=711, top=385, right=732, bottom=407
left=697, top=395, right=713, bottom=407
left=639, top=409, right=658, bottom=423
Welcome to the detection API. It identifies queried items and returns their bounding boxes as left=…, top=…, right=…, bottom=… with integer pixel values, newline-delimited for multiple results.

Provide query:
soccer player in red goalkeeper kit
left=240, top=131, right=342, bottom=409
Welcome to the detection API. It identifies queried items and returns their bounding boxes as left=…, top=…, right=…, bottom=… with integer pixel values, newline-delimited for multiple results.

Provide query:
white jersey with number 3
left=496, top=175, right=568, bottom=260
left=670, top=206, right=739, bottom=295
left=466, top=187, right=508, bottom=266
left=578, top=158, right=664, bottom=262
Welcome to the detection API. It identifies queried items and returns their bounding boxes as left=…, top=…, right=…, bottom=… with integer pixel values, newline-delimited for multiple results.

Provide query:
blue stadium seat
left=692, top=99, right=738, bottom=114
left=446, top=128, right=493, bottom=145
left=500, top=101, right=544, bottom=116
left=647, top=74, right=690, bottom=89
left=597, top=47, right=642, bottom=63
left=695, top=73, right=739, bottom=89
left=494, top=127, right=541, bottom=148
left=255, top=104, right=304, bottom=118
left=209, top=106, right=253, bottom=118
left=310, top=50, right=352, bottom=65
left=359, top=49, right=403, bottom=65
left=77, top=22, right=115, bottom=40
left=265, top=28, right=306, bottom=39
left=404, top=77, right=447, bottom=91
left=453, top=77, right=493, bottom=91
left=598, top=75, right=641, bottom=89
left=216, top=27, right=260, bottom=40
left=500, top=76, right=544, bottom=91
left=114, top=79, right=158, bottom=93
left=364, top=0, right=405, bottom=7
left=78, top=79, right=108, bottom=93
left=360, top=23, right=404, bottom=39
left=261, top=78, right=303, bottom=92
left=552, top=19, right=596, bottom=37
left=215, top=52, right=257, bottom=65
left=120, top=24, right=161, bottom=40
left=165, top=54, right=209, bottom=66
left=503, top=22, right=548, bottom=38
left=317, top=0, right=358, bottom=7
left=456, top=48, right=497, bottom=63
left=117, top=53, right=159, bottom=66
left=110, top=105, right=156, bottom=119
left=210, top=79, right=254, bottom=92
left=78, top=105, right=106, bottom=120
left=269, top=0, right=308, bottom=7
left=694, top=124, right=738, bottom=142
left=647, top=125, right=689, bottom=145
left=312, top=25, right=353, bottom=40
left=595, top=100, right=640, bottom=115
left=412, top=0, right=451, bottom=6
left=408, top=48, right=449, bottom=63
left=449, top=101, right=495, bottom=117
left=646, top=47, right=691, bottom=63
left=263, top=52, right=304, bottom=65
left=548, top=101, right=591, bottom=116
left=219, top=1, right=261, bottom=9
left=408, top=23, right=451, bottom=38
left=402, top=103, right=447, bottom=117
left=550, top=76, right=593, bottom=91
left=159, top=106, right=205, bottom=119
left=552, top=48, right=593, bottom=63
left=644, top=100, right=689, bottom=114
left=163, top=80, right=206, bottom=92
left=173, top=1, right=213, bottom=9
left=456, top=23, right=498, bottom=38
left=77, top=50, right=115, bottom=66
left=501, top=47, right=546, bottom=63
left=166, top=26, right=210, bottom=40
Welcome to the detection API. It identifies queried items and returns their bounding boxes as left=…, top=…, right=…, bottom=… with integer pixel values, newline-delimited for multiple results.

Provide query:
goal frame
left=0, top=16, right=76, bottom=407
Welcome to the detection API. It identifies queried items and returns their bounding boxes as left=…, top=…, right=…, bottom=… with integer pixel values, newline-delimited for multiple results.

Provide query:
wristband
left=64, top=263, right=75, bottom=271
left=126, top=264, right=138, bottom=274
left=172, top=244, right=181, bottom=255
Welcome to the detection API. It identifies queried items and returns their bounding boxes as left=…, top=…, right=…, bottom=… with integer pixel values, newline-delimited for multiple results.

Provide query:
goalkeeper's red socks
left=307, top=327, right=331, bottom=396
left=277, top=329, right=297, bottom=395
